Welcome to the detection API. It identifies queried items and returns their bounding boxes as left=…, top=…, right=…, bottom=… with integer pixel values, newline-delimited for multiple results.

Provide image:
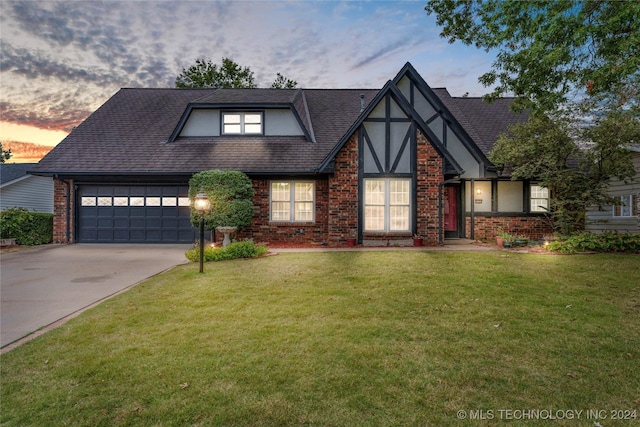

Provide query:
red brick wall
left=53, top=178, right=74, bottom=244
left=327, top=132, right=360, bottom=246
left=466, top=215, right=554, bottom=241
left=415, top=130, right=444, bottom=245
left=236, top=179, right=329, bottom=246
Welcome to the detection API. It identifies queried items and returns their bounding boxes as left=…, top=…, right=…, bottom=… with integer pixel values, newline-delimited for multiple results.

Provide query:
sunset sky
left=0, top=0, right=497, bottom=151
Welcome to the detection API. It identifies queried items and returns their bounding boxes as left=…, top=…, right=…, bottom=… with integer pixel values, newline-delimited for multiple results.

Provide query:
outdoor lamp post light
left=194, top=189, right=210, bottom=273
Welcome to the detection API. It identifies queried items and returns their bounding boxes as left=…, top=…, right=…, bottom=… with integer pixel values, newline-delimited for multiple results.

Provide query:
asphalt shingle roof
left=1, top=163, right=37, bottom=185
left=32, top=82, right=526, bottom=176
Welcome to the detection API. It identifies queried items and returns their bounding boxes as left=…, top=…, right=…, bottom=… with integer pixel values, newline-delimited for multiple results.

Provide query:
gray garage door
left=77, top=185, right=197, bottom=243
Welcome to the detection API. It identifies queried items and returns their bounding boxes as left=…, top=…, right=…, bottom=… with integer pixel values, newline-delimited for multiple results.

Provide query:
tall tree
left=489, top=113, right=639, bottom=233
left=176, top=58, right=256, bottom=89
left=271, top=73, right=297, bottom=89
left=424, top=0, right=640, bottom=113
left=176, top=58, right=297, bottom=89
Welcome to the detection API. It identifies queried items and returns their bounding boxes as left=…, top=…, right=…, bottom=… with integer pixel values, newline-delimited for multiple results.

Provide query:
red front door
left=444, top=186, right=458, bottom=234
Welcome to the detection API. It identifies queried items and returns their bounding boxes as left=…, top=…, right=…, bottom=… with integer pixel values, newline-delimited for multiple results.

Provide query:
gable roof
left=31, top=63, right=527, bottom=178
left=32, top=88, right=380, bottom=176
left=1, top=163, right=37, bottom=186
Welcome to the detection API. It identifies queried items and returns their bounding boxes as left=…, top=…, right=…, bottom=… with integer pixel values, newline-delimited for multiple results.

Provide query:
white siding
left=264, top=110, right=305, bottom=136
left=179, top=108, right=305, bottom=137
left=0, top=176, right=54, bottom=213
left=585, top=151, right=640, bottom=233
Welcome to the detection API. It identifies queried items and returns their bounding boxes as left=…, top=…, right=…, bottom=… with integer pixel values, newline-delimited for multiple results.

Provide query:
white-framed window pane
left=81, top=197, right=96, bottom=206
left=130, top=197, right=144, bottom=206
left=146, top=197, right=160, bottom=206
left=530, top=185, right=549, bottom=212
left=270, top=181, right=314, bottom=222
left=365, top=206, right=385, bottom=231
left=389, top=206, right=409, bottom=231
left=271, top=182, right=290, bottom=201
left=97, top=197, right=112, bottom=206
left=113, top=197, right=128, bottom=207
left=365, top=180, right=385, bottom=205
left=224, top=124, right=241, bottom=134
left=295, top=182, right=313, bottom=201
left=295, top=202, right=313, bottom=221
left=390, top=179, right=409, bottom=205
left=244, top=124, right=262, bottom=134
left=365, top=178, right=410, bottom=232
left=614, top=195, right=635, bottom=217
left=223, top=114, right=241, bottom=124
left=272, top=201, right=290, bottom=221
left=245, top=114, right=261, bottom=124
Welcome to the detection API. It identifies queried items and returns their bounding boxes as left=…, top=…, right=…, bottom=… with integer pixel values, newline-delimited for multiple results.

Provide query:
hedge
left=0, top=208, right=53, bottom=245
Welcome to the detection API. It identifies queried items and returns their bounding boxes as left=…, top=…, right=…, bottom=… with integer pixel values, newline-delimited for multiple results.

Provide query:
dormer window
left=222, top=112, right=263, bottom=135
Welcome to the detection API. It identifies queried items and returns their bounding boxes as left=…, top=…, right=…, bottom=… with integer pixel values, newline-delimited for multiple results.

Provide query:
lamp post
left=194, top=189, right=210, bottom=273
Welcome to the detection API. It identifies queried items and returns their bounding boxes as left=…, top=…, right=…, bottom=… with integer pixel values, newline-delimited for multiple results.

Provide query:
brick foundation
left=466, top=215, right=554, bottom=241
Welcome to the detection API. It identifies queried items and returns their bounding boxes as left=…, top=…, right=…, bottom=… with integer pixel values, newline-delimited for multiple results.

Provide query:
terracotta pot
left=413, top=237, right=423, bottom=246
left=496, top=236, right=504, bottom=247
left=346, top=237, right=357, bottom=247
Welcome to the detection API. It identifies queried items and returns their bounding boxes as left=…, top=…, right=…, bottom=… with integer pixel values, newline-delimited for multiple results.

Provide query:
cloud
left=0, top=0, right=497, bottom=137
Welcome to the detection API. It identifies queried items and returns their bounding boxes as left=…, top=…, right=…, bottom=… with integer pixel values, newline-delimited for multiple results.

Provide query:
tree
left=271, top=73, right=297, bottom=89
left=176, top=58, right=297, bottom=89
left=176, top=58, right=256, bottom=89
left=424, top=0, right=640, bottom=113
left=188, top=170, right=254, bottom=230
left=1, top=141, right=12, bottom=163
left=489, top=113, right=639, bottom=233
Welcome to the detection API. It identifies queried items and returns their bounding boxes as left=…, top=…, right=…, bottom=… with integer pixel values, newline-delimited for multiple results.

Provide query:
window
left=270, top=181, right=315, bottom=222
left=222, top=112, right=262, bottom=135
left=613, top=194, right=637, bottom=217
left=364, top=178, right=410, bottom=232
left=530, top=185, right=549, bottom=212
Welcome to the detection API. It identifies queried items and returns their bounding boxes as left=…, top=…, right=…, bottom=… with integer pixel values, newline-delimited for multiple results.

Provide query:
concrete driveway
left=1, top=244, right=190, bottom=351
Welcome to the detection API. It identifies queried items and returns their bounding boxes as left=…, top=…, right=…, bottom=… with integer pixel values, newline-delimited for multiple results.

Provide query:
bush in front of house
left=548, top=232, right=640, bottom=254
left=0, top=207, right=53, bottom=245
left=188, top=170, right=255, bottom=230
left=185, top=240, right=268, bottom=262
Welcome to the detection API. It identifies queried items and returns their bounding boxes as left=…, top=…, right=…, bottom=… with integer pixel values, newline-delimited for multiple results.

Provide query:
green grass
left=1, top=251, right=639, bottom=426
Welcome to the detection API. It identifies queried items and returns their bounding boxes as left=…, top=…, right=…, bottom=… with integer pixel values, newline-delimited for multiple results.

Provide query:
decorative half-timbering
left=31, top=62, right=554, bottom=246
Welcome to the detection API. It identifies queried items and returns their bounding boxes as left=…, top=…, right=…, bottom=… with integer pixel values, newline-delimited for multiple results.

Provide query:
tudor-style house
left=31, top=63, right=553, bottom=246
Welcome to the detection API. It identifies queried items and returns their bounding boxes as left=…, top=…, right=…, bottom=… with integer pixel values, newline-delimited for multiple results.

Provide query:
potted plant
left=496, top=229, right=513, bottom=248
left=413, top=234, right=424, bottom=246
left=346, top=230, right=357, bottom=247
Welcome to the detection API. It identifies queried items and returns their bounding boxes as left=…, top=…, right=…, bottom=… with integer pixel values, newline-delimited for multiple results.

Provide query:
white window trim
left=612, top=194, right=636, bottom=218
left=363, top=178, right=411, bottom=232
left=269, top=181, right=315, bottom=223
left=530, top=184, right=550, bottom=213
left=222, top=111, right=263, bottom=135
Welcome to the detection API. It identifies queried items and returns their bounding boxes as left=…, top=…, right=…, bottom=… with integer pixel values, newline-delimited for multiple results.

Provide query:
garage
left=77, top=185, right=197, bottom=243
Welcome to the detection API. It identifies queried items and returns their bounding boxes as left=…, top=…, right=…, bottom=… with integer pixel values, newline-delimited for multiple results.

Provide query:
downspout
left=438, top=178, right=460, bottom=246
left=470, top=179, right=475, bottom=240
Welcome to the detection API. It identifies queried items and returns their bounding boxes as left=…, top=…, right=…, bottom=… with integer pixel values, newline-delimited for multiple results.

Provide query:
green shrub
left=185, top=240, right=268, bottom=262
left=0, top=208, right=53, bottom=245
left=548, top=232, right=640, bottom=254
left=189, top=170, right=255, bottom=230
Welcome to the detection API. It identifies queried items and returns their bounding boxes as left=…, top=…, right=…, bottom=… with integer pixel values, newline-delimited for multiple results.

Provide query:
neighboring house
left=31, top=63, right=553, bottom=245
left=585, top=147, right=640, bottom=234
left=0, top=163, right=53, bottom=213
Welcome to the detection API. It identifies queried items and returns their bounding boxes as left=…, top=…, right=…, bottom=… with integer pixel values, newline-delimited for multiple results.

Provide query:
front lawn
left=1, top=251, right=639, bottom=426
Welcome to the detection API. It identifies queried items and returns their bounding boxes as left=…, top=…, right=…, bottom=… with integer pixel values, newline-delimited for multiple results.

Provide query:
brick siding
left=53, top=178, right=74, bottom=244
left=466, top=215, right=554, bottom=241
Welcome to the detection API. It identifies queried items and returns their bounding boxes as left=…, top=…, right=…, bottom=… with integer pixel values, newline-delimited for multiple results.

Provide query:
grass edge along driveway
left=1, top=251, right=639, bottom=426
